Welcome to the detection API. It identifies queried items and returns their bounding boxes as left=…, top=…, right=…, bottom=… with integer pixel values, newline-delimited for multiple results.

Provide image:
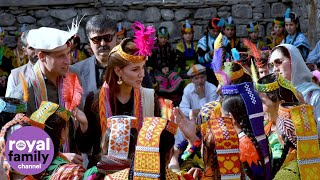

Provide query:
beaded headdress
left=181, top=20, right=194, bottom=34
left=222, top=82, right=271, bottom=180
left=246, top=22, right=259, bottom=33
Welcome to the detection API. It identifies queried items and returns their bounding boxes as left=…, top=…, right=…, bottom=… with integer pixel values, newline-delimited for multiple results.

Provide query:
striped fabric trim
left=255, top=134, right=267, bottom=142
left=296, top=135, right=318, bottom=141
left=249, top=112, right=264, bottom=119
left=297, top=158, right=320, bottom=165
left=216, top=149, right=240, bottom=154
left=135, top=146, right=159, bottom=152
left=221, top=174, right=242, bottom=180
left=134, top=172, right=160, bottom=178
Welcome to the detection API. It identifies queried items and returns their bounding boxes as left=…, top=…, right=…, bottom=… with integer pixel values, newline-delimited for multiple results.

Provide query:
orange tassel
left=19, top=73, right=29, bottom=102
left=239, top=135, right=260, bottom=166
left=62, top=73, right=83, bottom=111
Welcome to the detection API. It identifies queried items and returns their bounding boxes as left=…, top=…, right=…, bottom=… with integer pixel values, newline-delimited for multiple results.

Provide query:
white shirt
left=179, top=81, right=219, bottom=118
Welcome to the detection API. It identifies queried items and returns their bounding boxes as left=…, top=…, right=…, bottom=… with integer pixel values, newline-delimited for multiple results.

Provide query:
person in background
left=179, top=64, right=218, bottom=119
left=115, top=22, right=126, bottom=45
left=176, top=20, right=198, bottom=81
left=307, top=39, right=320, bottom=64
left=223, top=16, right=242, bottom=52
left=70, top=35, right=87, bottom=64
left=12, top=25, right=28, bottom=69
left=246, top=22, right=267, bottom=50
left=282, top=8, right=310, bottom=60
left=83, top=43, right=94, bottom=57
left=266, top=17, right=285, bottom=49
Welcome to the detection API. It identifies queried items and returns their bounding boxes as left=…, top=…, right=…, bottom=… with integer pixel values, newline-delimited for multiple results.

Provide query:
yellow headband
left=110, top=38, right=146, bottom=63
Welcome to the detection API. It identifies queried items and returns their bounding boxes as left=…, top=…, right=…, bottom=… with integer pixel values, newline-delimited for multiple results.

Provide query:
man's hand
left=63, top=153, right=83, bottom=165
left=72, top=108, right=88, bottom=133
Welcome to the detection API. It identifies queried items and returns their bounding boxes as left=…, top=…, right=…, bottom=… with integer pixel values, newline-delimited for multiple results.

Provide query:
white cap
left=187, top=64, right=206, bottom=77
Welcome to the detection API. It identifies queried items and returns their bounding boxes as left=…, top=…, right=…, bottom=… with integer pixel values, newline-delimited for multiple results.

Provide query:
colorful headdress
left=181, top=19, right=194, bottom=34
left=274, top=17, right=285, bottom=27
left=0, top=27, right=5, bottom=37
left=222, top=82, right=271, bottom=180
left=197, top=101, right=221, bottom=125
left=27, top=16, right=81, bottom=52
left=110, top=21, right=155, bottom=63
left=157, top=26, right=169, bottom=38
left=133, top=117, right=177, bottom=179
left=0, top=97, right=27, bottom=114
left=256, top=73, right=299, bottom=101
left=246, top=22, right=259, bottom=33
left=224, top=16, right=235, bottom=28
left=116, top=22, right=126, bottom=36
left=15, top=24, right=27, bottom=38
left=210, top=17, right=224, bottom=30
left=30, top=101, right=71, bottom=129
left=284, top=8, right=298, bottom=23
left=201, top=117, right=243, bottom=179
left=213, top=61, right=246, bottom=85
left=277, top=102, right=320, bottom=179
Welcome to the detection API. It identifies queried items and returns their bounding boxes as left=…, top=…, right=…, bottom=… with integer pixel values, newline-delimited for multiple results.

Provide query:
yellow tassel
left=214, top=33, right=223, bottom=50
left=250, top=59, right=258, bottom=83
left=19, top=73, right=29, bottom=102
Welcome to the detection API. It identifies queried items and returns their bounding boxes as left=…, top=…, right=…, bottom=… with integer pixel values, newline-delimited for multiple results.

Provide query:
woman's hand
left=187, top=167, right=203, bottom=180
left=174, top=107, right=198, bottom=144
left=72, top=108, right=88, bottom=133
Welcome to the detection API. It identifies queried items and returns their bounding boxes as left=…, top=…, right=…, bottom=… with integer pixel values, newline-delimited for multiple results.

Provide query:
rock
left=236, top=25, right=248, bottom=37
left=80, top=8, right=100, bottom=16
left=49, top=8, right=77, bottom=21
left=253, top=13, right=263, bottom=20
left=126, top=10, right=143, bottom=22
left=270, top=3, right=286, bottom=18
left=232, top=4, right=252, bottom=18
left=218, top=6, right=231, bottom=12
left=204, top=0, right=226, bottom=6
left=0, top=13, right=16, bottom=26
left=101, top=9, right=125, bottom=21
left=0, top=0, right=94, bottom=7
left=264, top=3, right=271, bottom=18
left=161, top=9, right=174, bottom=21
left=144, top=7, right=161, bottom=23
left=10, top=9, right=27, bottom=15
left=194, top=8, right=217, bottom=20
left=17, top=16, right=36, bottom=24
left=217, top=11, right=231, bottom=19
left=251, top=0, right=263, bottom=7
left=175, top=9, right=191, bottom=21
left=266, top=0, right=277, bottom=2
left=193, top=25, right=203, bottom=40
left=37, top=17, right=56, bottom=27
left=34, top=10, right=49, bottom=18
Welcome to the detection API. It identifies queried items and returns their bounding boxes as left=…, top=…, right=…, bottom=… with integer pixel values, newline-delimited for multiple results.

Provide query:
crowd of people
left=0, top=6, right=320, bottom=180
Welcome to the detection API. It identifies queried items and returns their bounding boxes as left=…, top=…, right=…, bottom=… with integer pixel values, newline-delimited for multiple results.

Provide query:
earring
left=117, top=76, right=123, bottom=85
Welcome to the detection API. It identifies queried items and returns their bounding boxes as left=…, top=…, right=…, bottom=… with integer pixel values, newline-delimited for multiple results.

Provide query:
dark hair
left=129, top=129, right=175, bottom=180
left=202, top=132, right=220, bottom=179
left=271, top=45, right=291, bottom=60
left=284, top=13, right=301, bottom=37
left=258, top=73, right=298, bottom=102
left=44, top=114, right=67, bottom=155
left=221, top=95, right=265, bottom=178
left=86, top=15, right=117, bottom=37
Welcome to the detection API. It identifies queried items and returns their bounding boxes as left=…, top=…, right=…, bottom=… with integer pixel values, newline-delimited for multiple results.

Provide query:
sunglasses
left=90, top=34, right=115, bottom=44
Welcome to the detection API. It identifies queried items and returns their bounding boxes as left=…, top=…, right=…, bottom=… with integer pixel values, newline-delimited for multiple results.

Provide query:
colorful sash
left=106, top=115, right=138, bottom=160
left=133, top=117, right=177, bottom=179
left=99, top=81, right=143, bottom=137
left=222, top=82, right=271, bottom=180
left=290, top=105, right=320, bottom=180
left=30, top=62, right=48, bottom=109
left=208, top=117, right=242, bottom=179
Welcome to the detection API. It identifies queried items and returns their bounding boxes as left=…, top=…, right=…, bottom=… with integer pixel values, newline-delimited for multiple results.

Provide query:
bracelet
left=181, top=139, right=201, bottom=160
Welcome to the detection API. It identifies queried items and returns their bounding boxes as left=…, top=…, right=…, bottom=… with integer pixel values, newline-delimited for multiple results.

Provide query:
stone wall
left=0, top=0, right=318, bottom=48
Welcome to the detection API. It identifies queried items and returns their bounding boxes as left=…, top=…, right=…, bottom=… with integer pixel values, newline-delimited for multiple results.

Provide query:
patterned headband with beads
left=256, top=73, right=299, bottom=100
left=221, top=82, right=271, bottom=180
left=214, top=62, right=245, bottom=85
left=277, top=103, right=320, bottom=179
left=133, top=117, right=177, bottom=179
left=201, top=117, right=243, bottom=180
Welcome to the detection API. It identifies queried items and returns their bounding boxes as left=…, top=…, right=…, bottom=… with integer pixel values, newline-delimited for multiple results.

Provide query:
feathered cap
left=284, top=8, right=298, bottom=23
left=133, top=117, right=177, bottom=179
left=274, top=16, right=285, bottom=27
left=209, top=17, right=224, bottom=30
left=15, top=24, right=27, bottom=38
left=157, top=26, right=169, bottom=38
left=116, top=22, right=126, bottom=36
left=30, top=101, right=71, bottom=129
left=181, top=19, right=194, bottom=34
left=109, top=21, right=156, bottom=63
left=27, top=17, right=82, bottom=52
left=246, top=22, right=259, bottom=33
left=0, top=27, right=5, bottom=37
left=0, top=97, right=27, bottom=114
left=224, top=16, right=235, bottom=28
